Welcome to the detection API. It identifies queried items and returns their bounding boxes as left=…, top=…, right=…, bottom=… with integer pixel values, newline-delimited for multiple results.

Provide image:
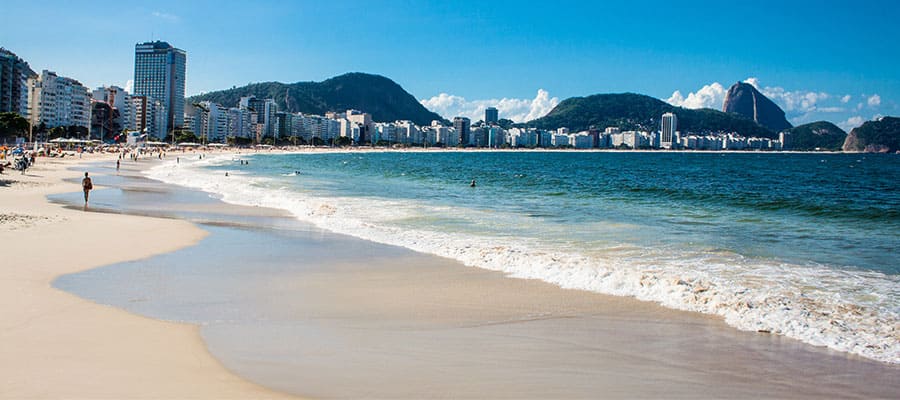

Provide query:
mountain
left=526, top=93, right=775, bottom=138
left=188, top=73, right=445, bottom=126
left=786, top=121, right=846, bottom=151
left=722, top=82, right=792, bottom=132
left=843, top=117, right=900, bottom=153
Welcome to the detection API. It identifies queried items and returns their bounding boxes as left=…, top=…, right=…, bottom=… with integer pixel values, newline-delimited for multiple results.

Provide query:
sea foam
left=146, top=155, right=900, bottom=364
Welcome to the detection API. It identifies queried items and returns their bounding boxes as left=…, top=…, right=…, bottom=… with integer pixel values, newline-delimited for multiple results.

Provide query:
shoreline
left=49, top=151, right=900, bottom=398
left=0, top=153, right=294, bottom=399
left=149, top=150, right=900, bottom=365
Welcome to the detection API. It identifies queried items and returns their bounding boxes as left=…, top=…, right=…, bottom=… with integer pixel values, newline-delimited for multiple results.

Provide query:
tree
left=174, top=129, right=199, bottom=143
left=48, top=126, right=66, bottom=139
left=0, top=112, right=30, bottom=139
left=335, top=136, right=352, bottom=147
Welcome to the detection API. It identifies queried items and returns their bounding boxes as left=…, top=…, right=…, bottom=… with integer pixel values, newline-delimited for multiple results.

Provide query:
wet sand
left=0, top=153, right=293, bottom=399
left=50, top=156, right=900, bottom=399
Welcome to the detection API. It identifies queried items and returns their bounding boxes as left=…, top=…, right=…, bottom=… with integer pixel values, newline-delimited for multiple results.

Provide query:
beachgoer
left=470, top=179, right=476, bottom=187
left=82, top=172, right=93, bottom=204
left=116, top=159, right=120, bottom=172
left=225, top=172, right=229, bottom=177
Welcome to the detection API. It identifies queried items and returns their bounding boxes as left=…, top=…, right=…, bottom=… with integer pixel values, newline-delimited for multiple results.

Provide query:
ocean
left=146, top=150, right=899, bottom=364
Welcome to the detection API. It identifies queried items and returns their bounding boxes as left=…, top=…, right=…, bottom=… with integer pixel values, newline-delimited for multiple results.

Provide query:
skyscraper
left=485, top=107, right=499, bottom=124
left=0, top=47, right=36, bottom=118
left=660, top=112, right=677, bottom=149
left=133, top=41, right=186, bottom=138
left=453, top=116, right=470, bottom=146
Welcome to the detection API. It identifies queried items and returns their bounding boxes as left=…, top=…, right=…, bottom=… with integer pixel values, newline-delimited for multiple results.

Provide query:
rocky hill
left=188, top=73, right=445, bottom=126
left=843, top=117, right=900, bottom=153
left=722, top=82, right=792, bottom=132
left=525, top=93, right=775, bottom=138
left=786, top=121, right=846, bottom=151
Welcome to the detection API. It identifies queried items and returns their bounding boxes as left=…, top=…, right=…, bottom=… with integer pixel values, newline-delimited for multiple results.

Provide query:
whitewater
left=146, top=151, right=899, bottom=364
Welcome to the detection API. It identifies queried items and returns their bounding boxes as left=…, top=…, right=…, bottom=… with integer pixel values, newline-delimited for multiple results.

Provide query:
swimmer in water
left=470, top=179, right=476, bottom=187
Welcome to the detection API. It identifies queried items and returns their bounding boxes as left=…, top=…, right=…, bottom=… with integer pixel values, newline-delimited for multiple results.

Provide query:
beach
left=0, top=153, right=293, bottom=399
left=3, top=149, right=898, bottom=399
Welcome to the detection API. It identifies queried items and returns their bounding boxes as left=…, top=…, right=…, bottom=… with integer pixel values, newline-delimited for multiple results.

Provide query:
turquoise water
left=147, top=151, right=900, bottom=363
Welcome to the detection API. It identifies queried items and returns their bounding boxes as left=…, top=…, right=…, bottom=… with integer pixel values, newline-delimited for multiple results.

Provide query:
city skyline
left=2, top=0, right=898, bottom=130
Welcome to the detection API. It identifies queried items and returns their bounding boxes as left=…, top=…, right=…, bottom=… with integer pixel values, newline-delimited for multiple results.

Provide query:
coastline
left=0, top=153, right=293, bottom=399
left=48, top=150, right=900, bottom=398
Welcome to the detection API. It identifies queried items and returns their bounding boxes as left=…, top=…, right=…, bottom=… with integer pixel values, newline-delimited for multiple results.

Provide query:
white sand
left=0, top=153, right=293, bottom=399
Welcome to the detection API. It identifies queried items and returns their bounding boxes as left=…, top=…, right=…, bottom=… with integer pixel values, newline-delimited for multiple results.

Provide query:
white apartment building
left=551, top=133, right=570, bottom=147
left=29, top=70, right=91, bottom=131
left=132, top=95, right=166, bottom=139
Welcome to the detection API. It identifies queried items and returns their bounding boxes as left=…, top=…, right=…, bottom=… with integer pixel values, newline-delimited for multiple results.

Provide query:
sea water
left=147, top=151, right=900, bottom=363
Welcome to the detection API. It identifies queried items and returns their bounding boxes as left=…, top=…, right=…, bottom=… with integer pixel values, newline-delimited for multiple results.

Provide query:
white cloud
left=671, top=77, right=890, bottom=129
left=838, top=116, right=865, bottom=132
left=151, top=11, right=179, bottom=21
left=124, top=79, right=133, bottom=94
left=743, top=77, right=761, bottom=89
left=867, top=94, right=881, bottom=107
left=666, top=82, right=726, bottom=109
left=419, top=89, right=559, bottom=123
left=817, top=107, right=845, bottom=113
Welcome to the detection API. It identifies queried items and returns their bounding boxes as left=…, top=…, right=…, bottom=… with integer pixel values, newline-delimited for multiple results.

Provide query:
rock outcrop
left=722, top=82, right=792, bottom=132
left=843, top=117, right=900, bottom=153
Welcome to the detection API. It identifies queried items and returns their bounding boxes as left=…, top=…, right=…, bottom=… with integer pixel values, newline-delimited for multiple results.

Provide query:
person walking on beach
left=116, top=159, right=120, bottom=173
left=82, top=172, right=93, bottom=205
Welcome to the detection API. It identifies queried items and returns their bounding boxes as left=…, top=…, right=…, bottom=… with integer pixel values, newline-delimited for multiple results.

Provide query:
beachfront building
left=551, top=132, right=570, bottom=147
left=92, top=85, right=134, bottom=132
left=133, top=41, right=187, bottom=138
left=485, top=107, right=499, bottom=124
left=486, top=125, right=505, bottom=148
left=570, top=132, right=594, bottom=149
left=779, top=131, right=792, bottom=150
left=0, top=47, right=36, bottom=118
left=660, top=112, right=677, bottom=149
left=226, top=107, right=254, bottom=139
left=453, top=116, right=470, bottom=146
left=346, top=110, right=373, bottom=143
left=28, top=70, right=91, bottom=132
left=239, top=96, right=277, bottom=138
left=131, top=95, right=166, bottom=140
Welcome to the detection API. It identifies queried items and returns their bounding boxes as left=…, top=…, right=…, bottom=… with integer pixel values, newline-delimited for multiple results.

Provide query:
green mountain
left=188, top=73, right=445, bottom=126
left=525, top=93, right=775, bottom=138
left=843, top=117, right=900, bottom=153
left=785, top=121, right=846, bottom=151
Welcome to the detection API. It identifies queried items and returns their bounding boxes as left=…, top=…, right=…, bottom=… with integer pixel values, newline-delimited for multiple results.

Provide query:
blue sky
left=2, top=0, right=898, bottom=129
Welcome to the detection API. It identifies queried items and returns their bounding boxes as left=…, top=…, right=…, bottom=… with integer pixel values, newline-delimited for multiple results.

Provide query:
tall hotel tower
left=660, top=112, right=677, bottom=149
left=133, top=41, right=186, bottom=137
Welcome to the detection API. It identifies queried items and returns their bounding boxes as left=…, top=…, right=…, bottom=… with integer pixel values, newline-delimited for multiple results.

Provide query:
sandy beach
left=0, top=153, right=293, bottom=399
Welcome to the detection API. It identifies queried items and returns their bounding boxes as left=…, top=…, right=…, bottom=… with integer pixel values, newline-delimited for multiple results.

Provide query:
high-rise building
left=133, top=41, right=186, bottom=138
left=92, top=85, right=134, bottom=131
left=453, top=116, right=470, bottom=146
left=29, top=70, right=91, bottom=132
left=346, top=109, right=373, bottom=143
left=0, top=48, right=36, bottom=118
left=660, top=112, right=677, bottom=149
left=132, top=95, right=166, bottom=139
left=239, top=96, right=277, bottom=137
left=485, top=107, right=499, bottom=124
